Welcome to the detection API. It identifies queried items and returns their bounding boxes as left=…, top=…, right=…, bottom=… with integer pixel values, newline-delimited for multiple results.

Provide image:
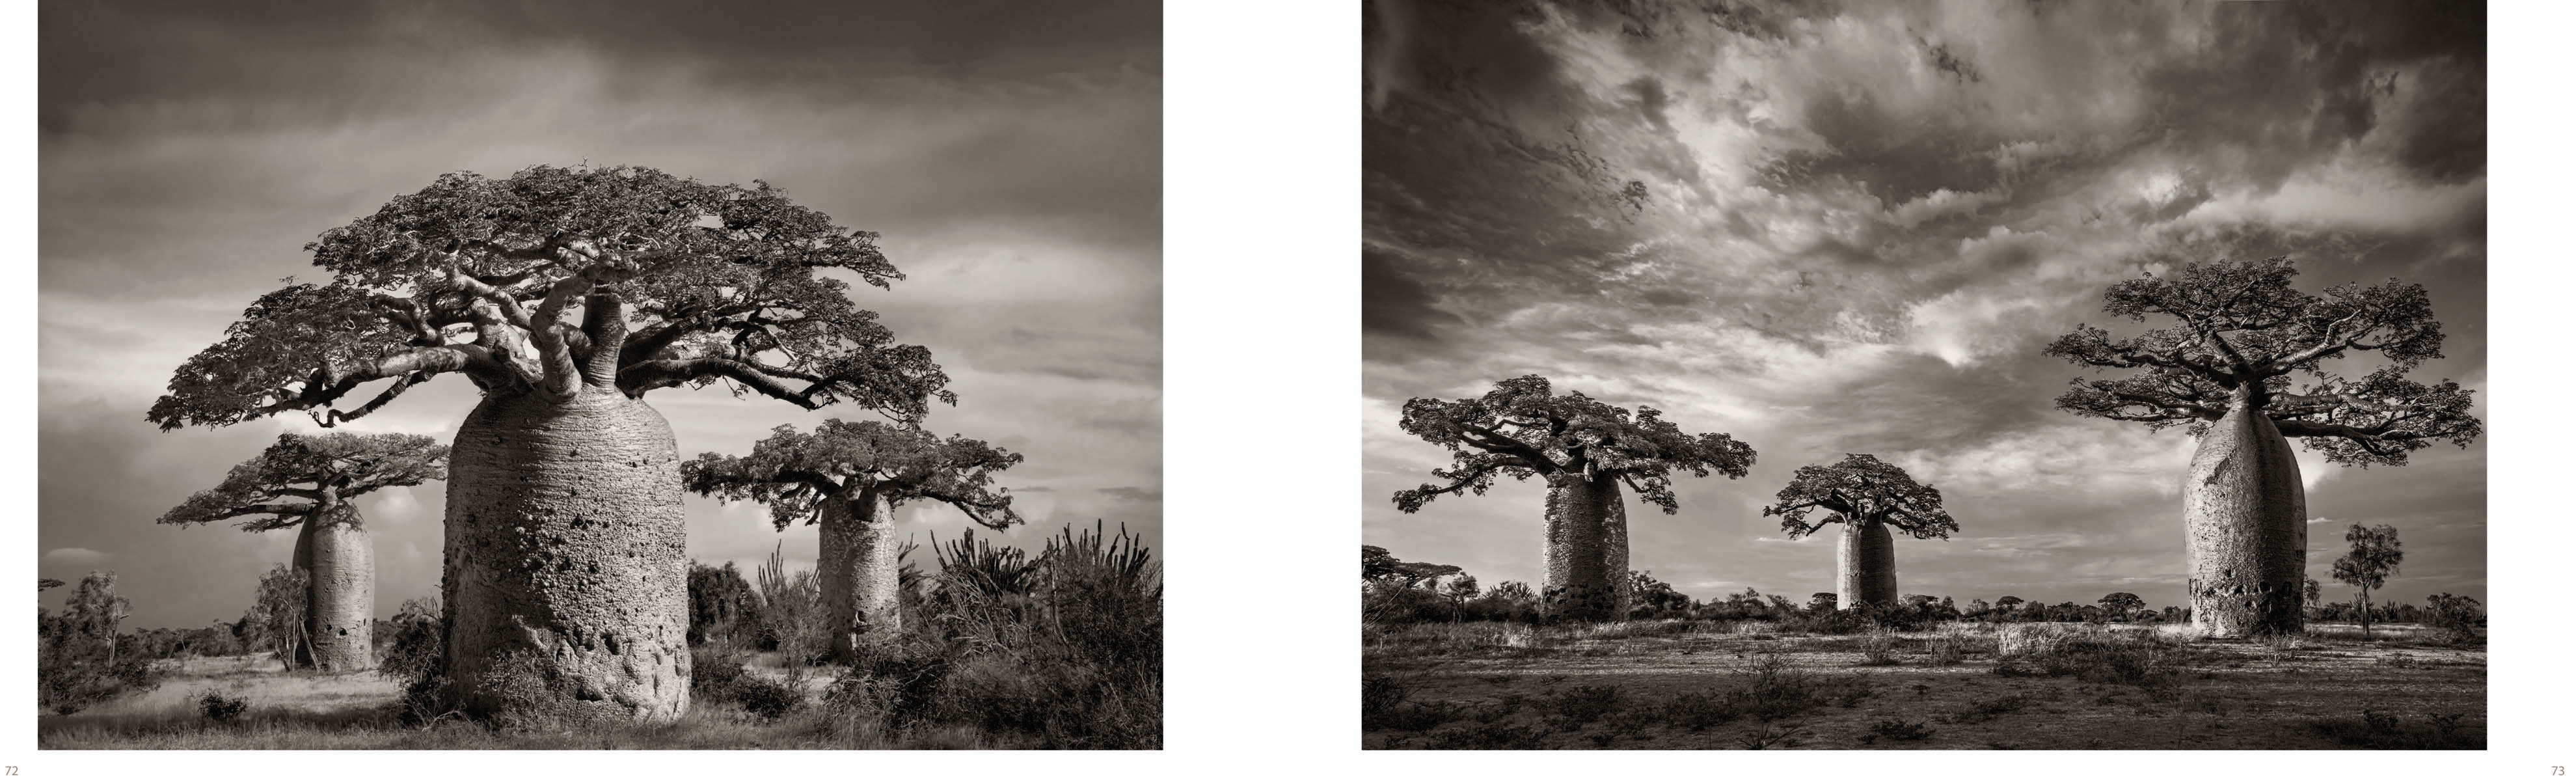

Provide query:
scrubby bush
left=196, top=689, right=249, bottom=722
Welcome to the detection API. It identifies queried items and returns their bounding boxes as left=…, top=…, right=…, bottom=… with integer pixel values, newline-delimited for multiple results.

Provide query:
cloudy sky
left=1361, top=1, right=2484, bottom=610
left=38, top=0, right=1159, bottom=628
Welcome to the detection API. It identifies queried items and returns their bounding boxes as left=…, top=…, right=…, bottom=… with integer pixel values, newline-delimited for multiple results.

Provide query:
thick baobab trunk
left=819, top=491, right=902, bottom=660
left=293, top=506, right=376, bottom=672
left=1837, top=517, right=1897, bottom=609
left=1541, top=473, right=1628, bottom=622
left=2184, top=394, right=2307, bottom=637
left=442, top=388, right=690, bottom=724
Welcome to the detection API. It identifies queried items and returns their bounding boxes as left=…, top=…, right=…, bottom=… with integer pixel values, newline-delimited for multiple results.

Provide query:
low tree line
left=1359, top=545, right=2483, bottom=636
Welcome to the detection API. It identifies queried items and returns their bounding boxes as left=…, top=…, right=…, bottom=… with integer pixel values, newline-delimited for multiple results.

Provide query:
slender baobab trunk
left=442, top=387, right=690, bottom=725
left=1837, top=517, right=1897, bottom=609
left=1541, top=472, right=1628, bottom=622
left=2184, top=392, right=2307, bottom=637
left=818, top=489, right=902, bottom=661
left=293, top=506, right=377, bottom=672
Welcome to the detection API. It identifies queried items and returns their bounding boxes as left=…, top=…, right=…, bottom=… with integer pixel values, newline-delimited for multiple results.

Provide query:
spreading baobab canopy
left=1394, top=375, right=1755, bottom=620
left=149, top=164, right=964, bottom=724
left=2049, top=258, right=2480, bottom=636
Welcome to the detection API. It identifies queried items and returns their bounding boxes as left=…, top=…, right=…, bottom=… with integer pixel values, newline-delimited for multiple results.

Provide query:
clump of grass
left=1737, top=721, right=1810, bottom=749
left=2378, top=651, right=2418, bottom=669
left=2308, top=709, right=2482, bottom=749
left=195, top=689, right=248, bottom=722
left=1854, top=631, right=1901, bottom=666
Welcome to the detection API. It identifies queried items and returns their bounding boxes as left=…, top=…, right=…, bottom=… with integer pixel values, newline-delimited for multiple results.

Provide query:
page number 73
left=2552, top=767, right=2565, bottom=776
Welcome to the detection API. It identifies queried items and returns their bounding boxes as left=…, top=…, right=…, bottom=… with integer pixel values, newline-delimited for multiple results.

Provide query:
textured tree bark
left=818, top=491, right=902, bottom=660
left=1837, top=517, right=1897, bottom=609
left=442, top=387, right=690, bottom=724
left=2184, top=394, right=2307, bottom=637
left=295, top=506, right=376, bottom=672
left=1541, top=473, right=1629, bottom=622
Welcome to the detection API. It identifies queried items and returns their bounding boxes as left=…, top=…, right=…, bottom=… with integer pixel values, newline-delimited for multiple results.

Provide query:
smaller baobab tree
left=2047, top=258, right=2478, bottom=637
left=683, top=420, right=1021, bottom=660
left=2331, top=523, right=2404, bottom=638
left=159, top=433, right=449, bottom=671
left=1392, top=376, right=1756, bottom=621
left=1762, top=454, right=1957, bottom=610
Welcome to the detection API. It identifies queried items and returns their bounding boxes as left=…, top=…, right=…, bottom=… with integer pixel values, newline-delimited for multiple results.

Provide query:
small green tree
left=64, top=572, right=134, bottom=666
left=251, top=564, right=310, bottom=666
left=2098, top=592, right=2145, bottom=622
left=2331, top=524, right=2404, bottom=638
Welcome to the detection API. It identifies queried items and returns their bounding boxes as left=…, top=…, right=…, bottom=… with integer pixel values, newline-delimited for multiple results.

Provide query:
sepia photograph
left=1362, top=0, right=2486, bottom=750
left=36, top=0, right=1160, bottom=750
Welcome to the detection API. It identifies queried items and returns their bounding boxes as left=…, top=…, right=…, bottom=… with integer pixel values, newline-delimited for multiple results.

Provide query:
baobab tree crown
left=2045, top=257, right=2480, bottom=467
left=1392, top=375, right=1756, bottom=514
left=681, top=419, right=1023, bottom=531
left=1761, top=454, right=1957, bottom=540
left=158, top=433, right=450, bottom=531
left=148, top=165, right=953, bottom=431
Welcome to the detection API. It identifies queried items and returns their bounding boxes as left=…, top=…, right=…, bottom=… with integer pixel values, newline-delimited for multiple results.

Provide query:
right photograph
left=1361, top=0, right=2486, bottom=751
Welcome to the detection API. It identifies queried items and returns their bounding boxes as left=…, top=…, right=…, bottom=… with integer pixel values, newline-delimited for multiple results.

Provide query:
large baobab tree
left=683, top=420, right=1020, bottom=659
left=1391, top=376, right=1756, bottom=621
left=149, top=165, right=954, bottom=723
left=1762, top=454, right=1957, bottom=610
left=2331, top=523, right=2404, bottom=638
left=2046, top=258, right=2479, bottom=637
left=159, top=433, right=448, bottom=672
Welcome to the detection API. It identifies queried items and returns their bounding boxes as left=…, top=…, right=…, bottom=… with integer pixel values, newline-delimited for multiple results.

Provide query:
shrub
left=196, top=689, right=249, bottom=722
left=729, top=674, right=805, bottom=720
left=1955, top=693, right=2033, bottom=724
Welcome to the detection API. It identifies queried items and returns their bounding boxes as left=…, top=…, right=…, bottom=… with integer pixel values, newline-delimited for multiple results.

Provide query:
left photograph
left=36, top=1, right=1161, bottom=749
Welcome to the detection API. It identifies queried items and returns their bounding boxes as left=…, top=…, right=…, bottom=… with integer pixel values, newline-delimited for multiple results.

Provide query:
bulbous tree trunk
left=2184, top=394, right=2307, bottom=637
left=819, top=490, right=902, bottom=660
left=441, top=387, right=690, bottom=724
left=1541, top=473, right=1628, bottom=622
left=294, top=506, right=376, bottom=672
left=1837, top=517, right=1897, bottom=609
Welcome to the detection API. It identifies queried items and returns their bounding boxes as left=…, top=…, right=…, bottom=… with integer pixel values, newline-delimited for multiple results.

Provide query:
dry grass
left=1363, top=620, right=2484, bottom=750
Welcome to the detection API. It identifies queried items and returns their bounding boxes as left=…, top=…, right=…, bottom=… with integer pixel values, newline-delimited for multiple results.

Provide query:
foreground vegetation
left=42, top=521, right=1161, bottom=750
left=1362, top=618, right=2484, bottom=750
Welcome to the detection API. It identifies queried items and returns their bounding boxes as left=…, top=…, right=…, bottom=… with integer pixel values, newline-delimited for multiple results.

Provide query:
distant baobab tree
left=2047, top=258, right=2479, bottom=637
left=159, top=433, right=449, bottom=671
left=148, top=165, right=956, bottom=724
left=1391, top=375, right=1756, bottom=620
left=683, top=420, right=1022, bottom=659
left=2099, top=592, right=2145, bottom=621
left=1762, top=454, right=1956, bottom=610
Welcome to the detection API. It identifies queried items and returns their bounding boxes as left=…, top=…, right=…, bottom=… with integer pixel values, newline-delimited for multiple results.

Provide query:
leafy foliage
left=158, top=433, right=448, bottom=532
left=1392, top=375, right=1755, bottom=514
left=685, top=562, right=761, bottom=648
left=150, top=164, right=953, bottom=431
left=2333, top=523, right=2404, bottom=635
left=1761, top=453, right=1956, bottom=540
left=682, top=418, right=1021, bottom=531
left=2099, top=592, right=2146, bottom=618
left=2046, top=258, right=2480, bottom=467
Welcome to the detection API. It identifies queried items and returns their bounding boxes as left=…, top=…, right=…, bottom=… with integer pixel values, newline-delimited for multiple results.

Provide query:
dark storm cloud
left=1363, top=0, right=2484, bottom=610
left=40, top=0, right=1159, bottom=627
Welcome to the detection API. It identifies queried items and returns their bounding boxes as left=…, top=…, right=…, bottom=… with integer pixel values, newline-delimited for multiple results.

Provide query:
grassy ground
left=38, top=655, right=1012, bottom=749
left=1362, top=620, right=2484, bottom=750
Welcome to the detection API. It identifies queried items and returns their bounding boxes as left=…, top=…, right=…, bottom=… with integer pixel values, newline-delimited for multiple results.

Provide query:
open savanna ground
left=38, top=652, right=1079, bottom=750
left=1363, top=620, right=2484, bottom=750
